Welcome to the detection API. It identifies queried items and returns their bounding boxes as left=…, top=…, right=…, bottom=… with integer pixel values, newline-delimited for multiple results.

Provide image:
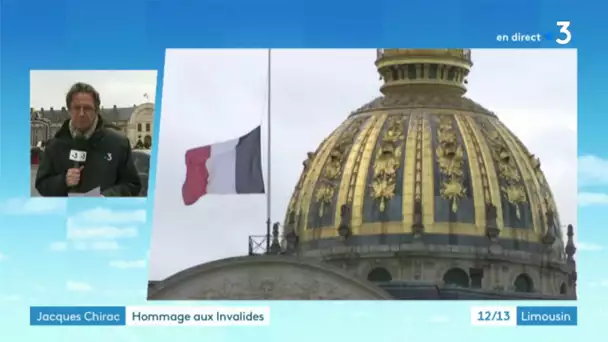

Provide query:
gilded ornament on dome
left=324, top=150, right=342, bottom=180
left=303, top=152, right=315, bottom=169
left=413, top=116, right=424, bottom=201
left=435, top=116, right=466, bottom=212
left=287, top=201, right=296, bottom=217
left=370, top=116, right=406, bottom=212
left=315, top=181, right=334, bottom=217
left=530, top=155, right=541, bottom=171
left=287, top=152, right=316, bottom=217
left=461, top=118, right=491, bottom=204
left=370, top=178, right=397, bottom=212
left=529, top=153, right=558, bottom=219
left=485, top=128, right=527, bottom=218
left=375, top=144, right=401, bottom=175
left=351, top=93, right=492, bottom=117
left=503, top=186, right=527, bottom=215
left=313, top=117, right=367, bottom=218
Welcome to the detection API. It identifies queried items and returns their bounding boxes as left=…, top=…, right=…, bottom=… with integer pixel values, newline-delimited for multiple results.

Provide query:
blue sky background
left=0, top=0, right=606, bottom=340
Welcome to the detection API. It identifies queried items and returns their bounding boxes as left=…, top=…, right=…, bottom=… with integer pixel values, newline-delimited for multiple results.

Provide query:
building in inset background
left=30, top=102, right=155, bottom=149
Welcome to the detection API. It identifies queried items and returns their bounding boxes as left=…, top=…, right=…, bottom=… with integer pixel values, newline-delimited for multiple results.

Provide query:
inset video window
left=147, top=49, right=577, bottom=301
left=30, top=70, right=158, bottom=198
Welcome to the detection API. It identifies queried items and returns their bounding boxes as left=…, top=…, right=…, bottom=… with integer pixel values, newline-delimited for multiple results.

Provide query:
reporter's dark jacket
left=35, top=116, right=142, bottom=197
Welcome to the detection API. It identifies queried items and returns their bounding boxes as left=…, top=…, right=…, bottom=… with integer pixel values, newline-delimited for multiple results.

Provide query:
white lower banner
left=126, top=306, right=270, bottom=326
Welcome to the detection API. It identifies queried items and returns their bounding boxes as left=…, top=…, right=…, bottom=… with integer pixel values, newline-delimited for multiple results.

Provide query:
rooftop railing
left=248, top=232, right=299, bottom=256
left=376, top=48, right=472, bottom=63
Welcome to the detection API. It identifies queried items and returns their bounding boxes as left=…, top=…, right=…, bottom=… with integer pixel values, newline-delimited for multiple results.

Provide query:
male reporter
left=35, top=82, right=142, bottom=197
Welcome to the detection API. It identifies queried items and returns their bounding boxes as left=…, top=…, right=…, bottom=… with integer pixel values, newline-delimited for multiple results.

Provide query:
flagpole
left=265, top=48, right=272, bottom=253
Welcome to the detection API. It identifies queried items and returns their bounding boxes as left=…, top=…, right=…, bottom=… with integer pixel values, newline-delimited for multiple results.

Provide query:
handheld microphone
left=69, top=137, right=88, bottom=168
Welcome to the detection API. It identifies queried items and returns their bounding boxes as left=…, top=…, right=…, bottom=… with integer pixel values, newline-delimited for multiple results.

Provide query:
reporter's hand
left=66, top=166, right=84, bottom=187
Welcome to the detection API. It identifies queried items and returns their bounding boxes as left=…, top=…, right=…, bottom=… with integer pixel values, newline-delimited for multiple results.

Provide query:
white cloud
left=49, top=241, right=67, bottom=252
left=429, top=315, right=450, bottom=323
left=0, top=295, right=21, bottom=302
left=65, top=207, right=144, bottom=247
left=57, top=207, right=144, bottom=255
left=348, top=311, right=370, bottom=318
left=30, top=283, right=47, bottom=293
left=109, top=259, right=147, bottom=269
left=577, top=242, right=604, bottom=251
left=102, top=288, right=148, bottom=298
left=67, top=224, right=138, bottom=240
left=0, top=198, right=66, bottom=215
left=76, top=241, right=121, bottom=251
left=71, top=207, right=146, bottom=224
left=578, top=192, right=608, bottom=207
left=579, top=155, right=608, bottom=186
left=51, top=239, right=122, bottom=252
left=0, top=252, right=6, bottom=261
left=589, top=280, right=608, bottom=288
left=66, top=280, right=93, bottom=292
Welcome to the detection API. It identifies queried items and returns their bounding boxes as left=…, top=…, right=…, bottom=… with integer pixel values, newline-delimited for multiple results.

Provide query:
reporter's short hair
left=66, top=82, right=101, bottom=111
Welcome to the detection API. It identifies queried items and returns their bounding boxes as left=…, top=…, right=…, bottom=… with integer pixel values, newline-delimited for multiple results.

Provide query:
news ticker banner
left=470, top=306, right=577, bottom=326
left=30, top=305, right=577, bottom=327
left=30, top=306, right=270, bottom=326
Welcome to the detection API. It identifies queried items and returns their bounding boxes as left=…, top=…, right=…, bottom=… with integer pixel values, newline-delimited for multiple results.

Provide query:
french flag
left=182, top=126, right=265, bottom=205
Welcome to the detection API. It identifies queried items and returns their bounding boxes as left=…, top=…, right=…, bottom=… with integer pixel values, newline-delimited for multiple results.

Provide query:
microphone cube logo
left=69, top=150, right=87, bottom=162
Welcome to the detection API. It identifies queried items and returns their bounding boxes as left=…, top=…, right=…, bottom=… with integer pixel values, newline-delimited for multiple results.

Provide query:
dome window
left=443, top=268, right=470, bottom=288
left=560, top=283, right=567, bottom=295
left=469, top=268, right=484, bottom=289
left=514, top=274, right=534, bottom=293
left=367, top=267, right=392, bottom=282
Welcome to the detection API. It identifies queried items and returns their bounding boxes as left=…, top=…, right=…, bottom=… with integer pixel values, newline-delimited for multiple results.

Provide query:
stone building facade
left=149, top=256, right=393, bottom=300
left=30, top=102, right=155, bottom=148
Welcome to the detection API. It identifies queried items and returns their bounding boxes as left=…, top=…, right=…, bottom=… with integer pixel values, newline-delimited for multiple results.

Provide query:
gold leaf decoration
left=287, top=152, right=316, bottom=220
left=370, top=115, right=406, bottom=212
left=324, top=150, right=342, bottom=180
left=413, top=116, right=424, bottom=201
left=315, top=181, right=335, bottom=217
left=529, top=153, right=559, bottom=226
left=441, top=179, right=466, bottom=212
left=314, top=118, right=366, bottom=217
left=435, top=116, right=466, bottom=212
left=486, top=129, right=527, bottom=218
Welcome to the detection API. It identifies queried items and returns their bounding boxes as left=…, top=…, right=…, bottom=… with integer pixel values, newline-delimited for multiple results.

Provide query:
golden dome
left=284, top=49, right=562, bottom=252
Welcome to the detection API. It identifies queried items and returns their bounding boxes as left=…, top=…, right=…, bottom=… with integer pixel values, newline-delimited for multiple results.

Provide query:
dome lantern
left=375, top=49, right=473, bottom=95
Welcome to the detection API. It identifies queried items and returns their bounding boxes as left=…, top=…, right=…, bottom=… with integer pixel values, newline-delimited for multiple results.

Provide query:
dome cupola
left=376, top=49, right=473, bottom=95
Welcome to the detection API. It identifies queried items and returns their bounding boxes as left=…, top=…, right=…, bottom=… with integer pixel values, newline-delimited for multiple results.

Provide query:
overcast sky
left=30, top=70, right=158, bottom=109
left=149, top=49, right=577, bottom=281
